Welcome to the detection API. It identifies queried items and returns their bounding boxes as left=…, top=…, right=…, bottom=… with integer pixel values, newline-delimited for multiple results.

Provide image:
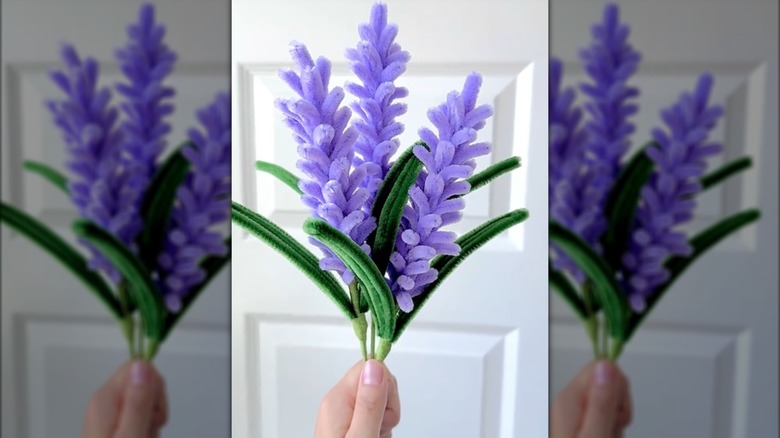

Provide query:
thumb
left=579, top=361, right=621, bottom=438
left=346, top=360, right=389, bottom=438
left=115, top=360, right=159, bottom=438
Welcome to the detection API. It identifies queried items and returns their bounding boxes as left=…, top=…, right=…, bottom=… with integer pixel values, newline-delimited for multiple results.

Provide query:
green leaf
left=550, top=220, right=630, bottom=341
left=549, top=259, right=587, bottom=320
left=625, top=209, right=761, bottom=342
left=231, top=201, right=356, bottom=319
left=73, top=220, right=165, bottom=340
left=160, top=237, right=231, bottom=343
left=0, top=202, right=122, bottom=319
left=368, top=143, right=424, bottom=274
left=601, top=142, right=656, bottom=270
left=138, top=146, right=191, bottom=269
left=303, top=218, right=396, bottom=340
left=465, top=156, right=521, bottom=194
left=700, top=156, right=752, bottom=192
left=255, top=161, right=303, bottom=195
left=23, top=160, right=69, bottom=194
left=393, top=209, right=530, bottom=342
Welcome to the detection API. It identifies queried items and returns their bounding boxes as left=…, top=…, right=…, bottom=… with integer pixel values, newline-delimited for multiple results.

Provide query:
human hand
left=315, top=360, right=401, bottom=438
left=82, top=360, right=168, bottom=438
left=551, top=360, right=632, bottom=438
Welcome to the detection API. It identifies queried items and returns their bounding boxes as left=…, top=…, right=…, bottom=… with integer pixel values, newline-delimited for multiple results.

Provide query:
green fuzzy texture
left=624, top=208, right=761, bottom=343
left=464, top=156, right=521, bottom=194
left=73, top=220, right=166, bottom=340
left=393, top=209, right=530, bottom=342
left=138, top=145, right=191, bottom=270
left=256, top=160, right=303, bottom=195
left=700, top=156, right=752, bottom=192
left=0, top=201, right=123, bottom=319
left=303, top=218, right=397, bottom=340
left=231, top=201, right=356, bottom=319
left=550, top=220, right=630, bottom=341
left=159, top=237, right=231, bottom=343
left=368, top=143, right=424, bottom=274
left=23, top=160, right=69, bottom=194
left=549, top=259, right=587, bottom=320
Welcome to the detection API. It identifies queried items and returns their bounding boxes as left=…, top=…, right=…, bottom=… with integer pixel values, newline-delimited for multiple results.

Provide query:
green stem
left=608, top=338, right=624, bottom=361
left=582, top=282, right=601, bottom=358
left=370, top=316, right=376, bottom=359
left=118, top=282, right=136, bottom=358
left=349, top=282, right=368, bottom=360
left=376, top=338, right=392, bottom=362
left=144, top=338, right=160, bottom=361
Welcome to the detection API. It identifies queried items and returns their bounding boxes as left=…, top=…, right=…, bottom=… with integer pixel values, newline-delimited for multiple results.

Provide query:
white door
left=231, top=0, right=549, bottom=436
left=550, top=1, right=778, bottom=437
left=1, top=1, right=231, bottom=437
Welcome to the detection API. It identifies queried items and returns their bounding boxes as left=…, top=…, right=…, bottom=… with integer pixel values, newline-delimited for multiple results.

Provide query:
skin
left=551, top=360, right=633, bottom=438
left=82, top=360, right=168, bottom=438
left=315, top=360, right=401, bottom=438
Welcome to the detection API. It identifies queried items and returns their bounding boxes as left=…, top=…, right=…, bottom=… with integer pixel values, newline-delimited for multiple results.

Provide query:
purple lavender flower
left=47, top=45, right=135, bottom=283
left=276, top=43, right=377, bottom=284
left=576, top=2, right=641, bottom=245
left=345, top=2, right=410, bottom=208
left=622, top=74, right=723, bottom=312
left=158, top=93, right=231, bottom=312
left=114, top=3, right=177, bottom=207
left=387, top=73, right=493, bottom=311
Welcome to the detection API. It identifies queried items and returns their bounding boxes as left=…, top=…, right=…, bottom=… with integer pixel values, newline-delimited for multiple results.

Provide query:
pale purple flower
left=276, top=43, right=377, bottom=284
left=622, top=74, right=723, bottom=311
left=47, top=45, right=133, bottom=283
left=345, top=2, right=410, bottom=209
left=387, top=73, right=493, bottom=311
left=158, top=93, right=231, bottom=312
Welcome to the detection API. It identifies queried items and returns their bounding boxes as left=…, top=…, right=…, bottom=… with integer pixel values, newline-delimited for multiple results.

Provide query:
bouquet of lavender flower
left=0, top=4, right=230, bottom=360
left=233, top=2, right=528, bottom=361
left=549, top=3, right=760, bottom=360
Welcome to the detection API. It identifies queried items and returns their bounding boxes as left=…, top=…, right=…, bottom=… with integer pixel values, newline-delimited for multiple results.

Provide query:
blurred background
left=549, top=0, right=779, bottom=437
left=231, top=0, right=548, bottom=436
left=1, top=1, right=230, bottom=436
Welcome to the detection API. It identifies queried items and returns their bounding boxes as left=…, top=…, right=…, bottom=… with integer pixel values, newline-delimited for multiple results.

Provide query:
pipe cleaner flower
left=388, top=73, right=494, bottom=311
left=622, top=74, right=723, bottom=311
left=158, top=92, right=231, bottom=312
left=345, top=2, right=410, bottom=208
left=276, top=43, right=377, bottom=284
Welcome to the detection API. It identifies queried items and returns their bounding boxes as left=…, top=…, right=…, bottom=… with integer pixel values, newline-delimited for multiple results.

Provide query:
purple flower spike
left=622, top=74, right=723, bottom=312
left=346, top=2, right=410, bottom=208
left=548, top=58, right=600, bottom=282
left=276, top=43, right=377, bottom=284
left=577, top=2, right=641, bottom=244
left=158, top=92, right=231, bottom=312
left=47, top=44, right=134, bottom=283
left=388, top=73, right=494, bottom=311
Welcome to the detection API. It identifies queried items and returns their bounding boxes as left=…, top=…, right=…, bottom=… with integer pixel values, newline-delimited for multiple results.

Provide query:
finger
left=315, top=361, right=365, bottom=438
left=152, top=372, right=169, bottom=430
left=345, top=360, right=389, bottom=438
left=616, top=370, right=633, bottom=430
left=115, top=360, right=160, bottom=438
left=382, top=372, right=401, bottom=432
left=579, top=360, right=622, bottom=438
left=82, top=362, right=133, bottom=438
left=551, top=363, right=594, bottom=438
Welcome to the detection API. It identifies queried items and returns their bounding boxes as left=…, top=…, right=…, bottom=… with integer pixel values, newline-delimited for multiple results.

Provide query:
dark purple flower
left=47, top=45, right=135, bottom=283
left=345, top=2, right=409, bottom=209
left=276, top=43, right=377, bottom=284
left=622, top=74, right=723, bottom=311
left=387, top=73, right=493, bottom=311
left=158, top=92, right=231, bottom=312
left=577, top=2, right=641, bottom=245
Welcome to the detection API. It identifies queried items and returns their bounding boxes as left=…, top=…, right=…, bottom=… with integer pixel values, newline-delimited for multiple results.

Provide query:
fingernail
left=594, top=360, right=614, bottom=386
left=361, top=360, right=384, bottom=386
left=130, top=360, right=151, bottom=386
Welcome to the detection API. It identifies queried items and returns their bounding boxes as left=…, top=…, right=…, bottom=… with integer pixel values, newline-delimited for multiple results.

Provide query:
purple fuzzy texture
left=276, top=43, right=377, bottom=284
left=622, top=74, right=723, bottom=311
left=158, top=93, right=231, bottom=312
left=387, top=73, right=493, bottom=312
left=48, top=45, right=134, bottom=283
left=345, top=2, right=410, bottom=209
